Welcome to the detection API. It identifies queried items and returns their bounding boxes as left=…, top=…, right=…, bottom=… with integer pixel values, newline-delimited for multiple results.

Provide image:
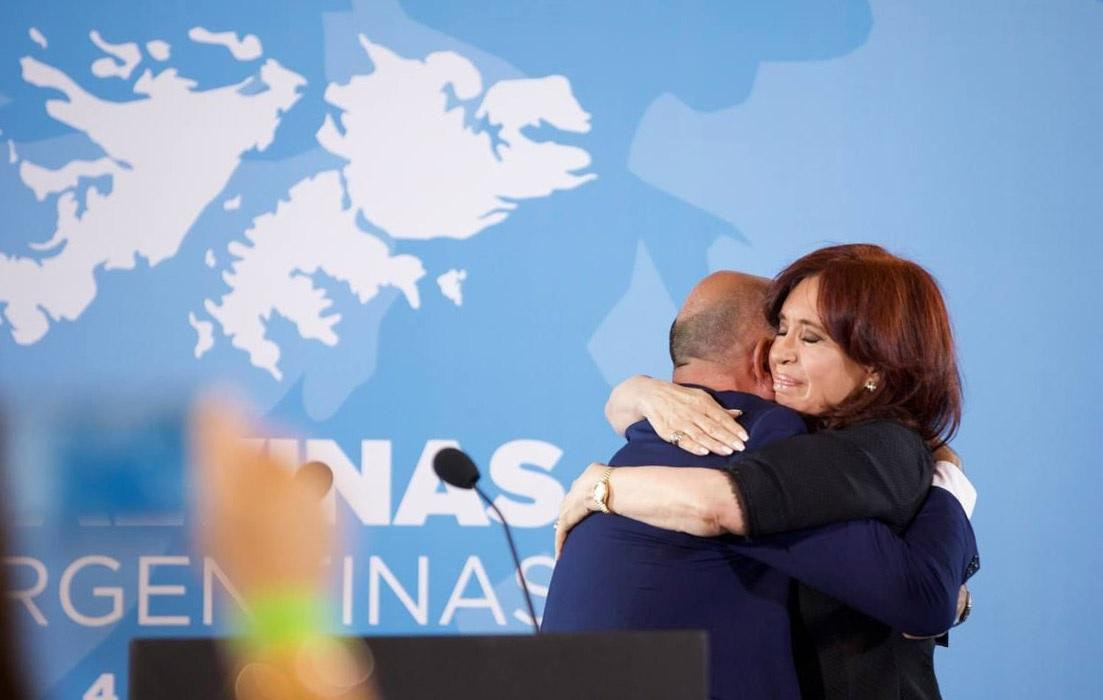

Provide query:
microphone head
left=433, top=447, right=480, bottom=489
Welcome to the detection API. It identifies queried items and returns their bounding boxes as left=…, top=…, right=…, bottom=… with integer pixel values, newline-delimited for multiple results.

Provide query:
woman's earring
left=864, top=379, right=877, bottom=392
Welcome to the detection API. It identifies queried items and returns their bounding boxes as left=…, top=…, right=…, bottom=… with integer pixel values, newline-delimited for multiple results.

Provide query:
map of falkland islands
left=1, top=28, right=595, bottom=384
left=205, top=35, right=594, bottom=379
left=203, top=170, right=426, bottom=380
left=0, top=28, right=304, bottom=345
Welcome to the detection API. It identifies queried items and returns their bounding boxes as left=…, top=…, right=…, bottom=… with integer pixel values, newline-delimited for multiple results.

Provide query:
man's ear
left=751, top=338, right=773, bottom=390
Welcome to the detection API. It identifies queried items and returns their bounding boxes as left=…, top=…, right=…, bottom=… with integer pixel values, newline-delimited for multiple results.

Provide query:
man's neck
left=672, top=359, right=760, bottom=395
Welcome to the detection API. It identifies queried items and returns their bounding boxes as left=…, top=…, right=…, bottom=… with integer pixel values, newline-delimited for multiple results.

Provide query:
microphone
left=433, top=448, right=480, bottom=490
left=433, top=447, right=540, bottom=634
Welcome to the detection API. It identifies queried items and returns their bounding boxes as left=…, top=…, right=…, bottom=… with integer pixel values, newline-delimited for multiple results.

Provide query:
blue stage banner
left=1, top=1, right=1101, bottom=698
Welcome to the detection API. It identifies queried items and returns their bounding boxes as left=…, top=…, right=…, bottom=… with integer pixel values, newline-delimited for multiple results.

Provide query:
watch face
left=593, top=481, right=607, bottom=504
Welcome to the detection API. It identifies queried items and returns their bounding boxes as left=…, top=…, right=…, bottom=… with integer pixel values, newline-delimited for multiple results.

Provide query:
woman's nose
left=771, top=334, right=796, bottom=364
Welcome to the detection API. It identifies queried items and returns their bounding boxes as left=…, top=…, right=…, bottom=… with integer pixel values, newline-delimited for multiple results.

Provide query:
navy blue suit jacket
left=542, top=390, right=978, bottom=700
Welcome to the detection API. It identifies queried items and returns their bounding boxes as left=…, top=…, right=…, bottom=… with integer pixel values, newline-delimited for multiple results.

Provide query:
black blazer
left=728, top=420, right=953, bottom=700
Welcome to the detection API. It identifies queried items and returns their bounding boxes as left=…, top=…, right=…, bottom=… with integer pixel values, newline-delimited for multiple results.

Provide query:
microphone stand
left=475, top=485, right=540, bottom=634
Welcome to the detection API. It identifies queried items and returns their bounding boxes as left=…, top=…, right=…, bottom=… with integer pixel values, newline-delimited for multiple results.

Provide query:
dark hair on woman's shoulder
left=765, top=243, right=962, bottom=447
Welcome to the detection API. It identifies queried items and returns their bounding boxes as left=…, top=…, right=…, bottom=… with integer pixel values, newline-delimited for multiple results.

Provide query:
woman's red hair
left=765, top=244, right=962, bottom=446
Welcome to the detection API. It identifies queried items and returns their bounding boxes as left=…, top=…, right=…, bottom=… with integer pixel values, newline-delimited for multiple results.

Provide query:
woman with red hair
left=762, top=243, right=960, bottom=445
left=555, top=244, right=971, bottom=698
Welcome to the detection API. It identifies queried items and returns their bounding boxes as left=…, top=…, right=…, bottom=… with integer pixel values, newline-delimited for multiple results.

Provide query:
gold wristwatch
left=592, top=467, right=614, bottom=514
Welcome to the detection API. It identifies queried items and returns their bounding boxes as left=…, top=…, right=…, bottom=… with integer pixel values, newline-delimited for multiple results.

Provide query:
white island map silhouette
left=0, top=27, right=595, bottom=382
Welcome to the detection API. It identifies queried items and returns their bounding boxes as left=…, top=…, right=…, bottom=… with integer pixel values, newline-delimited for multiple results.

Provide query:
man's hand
left=955, top=584, right=971, bottom=623
left=555, top=463, right=607, bottom=559
left=932, top=444, right=976, bottom=520
left=901, top=585, right=971, bottom=640
left=933, top=443, right=963, bottom=470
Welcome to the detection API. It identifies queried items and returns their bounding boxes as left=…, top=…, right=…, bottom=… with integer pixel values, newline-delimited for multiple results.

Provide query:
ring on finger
left=669, top=430, right=688, bottom=446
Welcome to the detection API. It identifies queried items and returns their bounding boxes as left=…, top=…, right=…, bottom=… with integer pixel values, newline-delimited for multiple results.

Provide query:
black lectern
left=131, top=631, right=708, bottom=699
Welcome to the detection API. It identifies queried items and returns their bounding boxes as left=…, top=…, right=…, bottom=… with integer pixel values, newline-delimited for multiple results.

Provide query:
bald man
left=542, top=272, right=978, bottom=700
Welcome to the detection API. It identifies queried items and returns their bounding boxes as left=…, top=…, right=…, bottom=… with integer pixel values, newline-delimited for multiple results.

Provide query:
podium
left=131, top=631, right=708, bottom=699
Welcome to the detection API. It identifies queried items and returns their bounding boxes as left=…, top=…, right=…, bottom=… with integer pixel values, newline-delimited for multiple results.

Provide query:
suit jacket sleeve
left=725, top=487, right=980, bottom=636
left=727, top=419, right=933, bottom=536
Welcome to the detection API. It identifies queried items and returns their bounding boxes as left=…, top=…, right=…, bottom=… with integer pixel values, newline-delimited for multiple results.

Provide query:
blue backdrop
left=1, top=1, right=1100, bottom=697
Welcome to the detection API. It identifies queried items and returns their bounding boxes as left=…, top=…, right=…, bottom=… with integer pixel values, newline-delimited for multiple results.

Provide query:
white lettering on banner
left=210, top=437, right=565, bottom=528
left=4, top=556, right=48, bottom=625
left=439, top=555, right=506, bottom=626
left=306, top=439, right=392, bottom=525
left=394, top=440, right=490, bottom=526
left=513, top=554, right=554, bottom=627
left=5, top=553, right=552, bottom=629
left=487, top=440, right=564, bottom=527
left=138, top=556, right=190, bottom=626
left=202, top=557, right=249, bottom=625
left=82, top=673, right=118, bottom=700
left=369, top=555, right=428, bottom=625
left=342, top=556, right=354, bottom=625
left=59, top=556, right=122, bottom=627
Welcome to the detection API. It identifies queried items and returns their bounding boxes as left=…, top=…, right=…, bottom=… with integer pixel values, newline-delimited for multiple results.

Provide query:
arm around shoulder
left=727, top=420, right=933, bottom=536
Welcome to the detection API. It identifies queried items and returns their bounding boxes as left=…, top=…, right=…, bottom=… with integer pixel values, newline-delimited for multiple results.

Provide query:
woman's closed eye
left=802, top=334, right=822, bottom=344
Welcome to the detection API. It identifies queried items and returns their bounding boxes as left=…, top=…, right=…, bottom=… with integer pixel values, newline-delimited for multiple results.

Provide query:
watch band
left=593, top=467, right=614, bottom=514
left=952, top=588, right=973, bottom=627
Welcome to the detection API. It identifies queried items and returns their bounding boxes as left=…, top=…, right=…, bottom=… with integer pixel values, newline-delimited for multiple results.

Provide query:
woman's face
left=769, top=275, right=871, bottom=416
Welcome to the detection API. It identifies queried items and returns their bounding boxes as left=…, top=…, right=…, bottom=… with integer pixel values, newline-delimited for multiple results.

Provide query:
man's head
left=669, top=271, right=774, bottom=398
